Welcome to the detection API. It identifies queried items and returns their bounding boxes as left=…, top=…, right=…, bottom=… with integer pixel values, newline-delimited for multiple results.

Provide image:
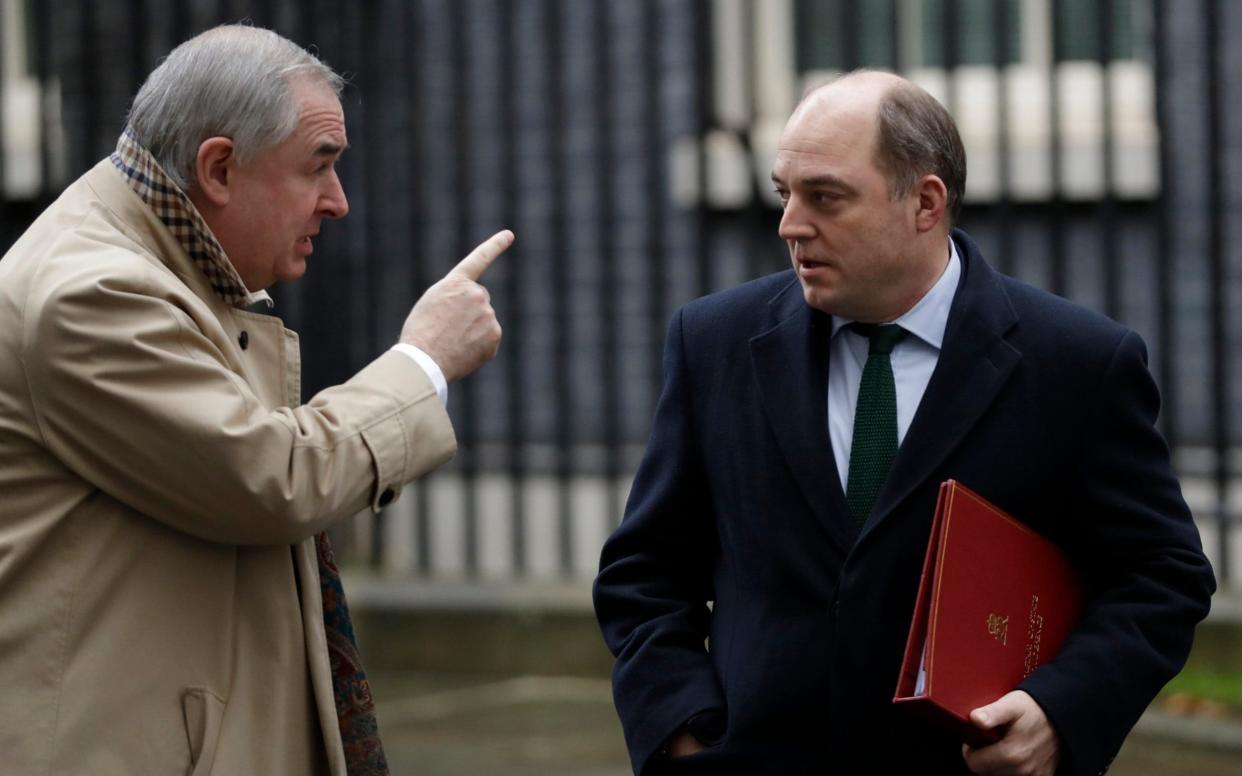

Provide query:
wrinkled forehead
left=291, top=79, right=348, bottom=146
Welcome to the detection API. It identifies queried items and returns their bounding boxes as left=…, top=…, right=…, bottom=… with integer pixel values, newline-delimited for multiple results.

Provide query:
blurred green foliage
left=1163, top=670, right=1242, bottom=708
left=1160, top=620, right=1242, bottom=710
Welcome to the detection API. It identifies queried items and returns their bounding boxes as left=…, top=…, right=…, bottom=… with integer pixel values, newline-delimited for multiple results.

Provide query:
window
left=795, top=0, right=1140, bottom=70
left=675, top=0, right=1158, bottom=209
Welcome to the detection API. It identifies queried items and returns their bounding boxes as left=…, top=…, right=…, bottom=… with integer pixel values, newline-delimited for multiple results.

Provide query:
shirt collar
left=830, top=239, right=961, bottom=350
left=109, top=128, right=255, bottom=307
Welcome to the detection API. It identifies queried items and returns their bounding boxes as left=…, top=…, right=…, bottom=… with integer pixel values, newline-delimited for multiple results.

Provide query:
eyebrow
left=314, top=141, right=348, bottom=157
left=770, top=171, right=856, bottom=193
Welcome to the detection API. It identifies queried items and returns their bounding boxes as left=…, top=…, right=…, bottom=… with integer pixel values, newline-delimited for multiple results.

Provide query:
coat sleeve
left=1018, top=330, right=1216, bottom=776
left=22, top=255, right=456, bottom=546
left=593, top=308, right=725, bottom=774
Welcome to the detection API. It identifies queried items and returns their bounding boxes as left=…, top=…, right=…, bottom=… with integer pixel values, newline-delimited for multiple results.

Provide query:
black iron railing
left=0, top=0, right=1234, bottom=584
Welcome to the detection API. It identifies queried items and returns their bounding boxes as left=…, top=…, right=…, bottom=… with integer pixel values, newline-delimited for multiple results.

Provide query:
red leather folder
left=892, top=480, right=1084, bottom=745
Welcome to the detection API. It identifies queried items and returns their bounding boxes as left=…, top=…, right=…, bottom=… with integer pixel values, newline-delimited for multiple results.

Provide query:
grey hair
left=127, top=24, right=344, bottom=191
left=872, top=76, right=967, bottom=225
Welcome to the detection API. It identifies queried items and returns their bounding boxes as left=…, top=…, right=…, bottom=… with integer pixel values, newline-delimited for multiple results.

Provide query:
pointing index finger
left=449, top=229, right=514, bottom=281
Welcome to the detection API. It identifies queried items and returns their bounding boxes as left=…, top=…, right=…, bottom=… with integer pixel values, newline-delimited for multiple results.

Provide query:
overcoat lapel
left=750, top=282, right=853, bottom=553
left=859, top=230, right=1022, bottom=542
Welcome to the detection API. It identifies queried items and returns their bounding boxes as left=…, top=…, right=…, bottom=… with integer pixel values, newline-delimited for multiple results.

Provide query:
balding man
left=0, top=25, right=508, bottom=775
left=594, top=70, right=1213, bottom=775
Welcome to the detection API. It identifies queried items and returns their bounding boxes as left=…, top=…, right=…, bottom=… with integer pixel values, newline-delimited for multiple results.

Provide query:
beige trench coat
left=0, top=160, right=456, bottom=775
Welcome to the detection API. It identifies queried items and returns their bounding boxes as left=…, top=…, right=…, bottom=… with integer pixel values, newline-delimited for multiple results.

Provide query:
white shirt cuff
left=389, top=344, right=448, bottom=406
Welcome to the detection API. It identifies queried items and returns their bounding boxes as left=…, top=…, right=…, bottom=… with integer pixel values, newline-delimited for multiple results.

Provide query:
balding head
left=790, top=70, right=905, bottom=125
left=794, top=70, right=967, bottom=225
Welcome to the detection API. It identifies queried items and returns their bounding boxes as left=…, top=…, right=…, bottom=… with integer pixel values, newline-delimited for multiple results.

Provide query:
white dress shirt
left=828, top=241, right=961, bottom=490
left=390, top=343, right=449, bottom=406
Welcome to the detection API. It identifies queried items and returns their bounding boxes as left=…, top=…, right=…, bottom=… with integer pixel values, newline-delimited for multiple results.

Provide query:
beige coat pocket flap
left=182, top=686, right=226, bottom=775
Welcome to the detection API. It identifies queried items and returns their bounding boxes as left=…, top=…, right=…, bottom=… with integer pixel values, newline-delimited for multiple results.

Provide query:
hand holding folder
left=892, top=480, right=1084, bottom=746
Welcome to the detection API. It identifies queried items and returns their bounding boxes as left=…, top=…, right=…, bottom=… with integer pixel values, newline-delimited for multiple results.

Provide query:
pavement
left=355, top=583, right=1242, bottom=775
left=373, top=672, right=628, bottom=775
left=371, top=671, right=1242, bottom=776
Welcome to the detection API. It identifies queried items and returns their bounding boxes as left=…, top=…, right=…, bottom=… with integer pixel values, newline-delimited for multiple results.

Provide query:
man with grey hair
left=0, top=25, right=507, bottom=775
left=595, top=70, right=1213, bottom=775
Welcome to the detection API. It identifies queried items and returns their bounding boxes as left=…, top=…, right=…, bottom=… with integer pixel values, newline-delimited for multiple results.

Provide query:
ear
left=913, top=174, right=948, bottom=233
left=192, top=137, right=236, bottom=207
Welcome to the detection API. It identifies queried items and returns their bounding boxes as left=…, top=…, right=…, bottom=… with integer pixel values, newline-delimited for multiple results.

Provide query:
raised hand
left=400, top=229, right=513, bottom=382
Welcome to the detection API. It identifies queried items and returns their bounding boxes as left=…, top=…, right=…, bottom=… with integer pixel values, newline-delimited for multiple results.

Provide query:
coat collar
left=750, top=229, right=1021, bottom=553
left=110, top=128, right=263, bottom=308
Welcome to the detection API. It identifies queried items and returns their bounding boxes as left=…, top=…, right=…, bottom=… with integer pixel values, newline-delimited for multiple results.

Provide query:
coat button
left=238, top=330, right=249, bottom=350
left=378, top=487, right=395, bottom=507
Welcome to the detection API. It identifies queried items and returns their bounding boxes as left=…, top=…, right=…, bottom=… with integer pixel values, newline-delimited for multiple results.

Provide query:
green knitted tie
left=845, top=323, right=908, bottom=534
